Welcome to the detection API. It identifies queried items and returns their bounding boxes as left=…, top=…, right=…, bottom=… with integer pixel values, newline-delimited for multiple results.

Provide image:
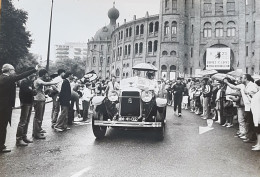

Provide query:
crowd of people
left=161, top=74, right=260, bottom=151
left=0, top=64, right=117, bottom=153
left=1, top=63, right=260, bottom=153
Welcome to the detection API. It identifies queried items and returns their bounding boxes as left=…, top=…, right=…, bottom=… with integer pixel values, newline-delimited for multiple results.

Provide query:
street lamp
left=46, top=0, right=54, bottom=71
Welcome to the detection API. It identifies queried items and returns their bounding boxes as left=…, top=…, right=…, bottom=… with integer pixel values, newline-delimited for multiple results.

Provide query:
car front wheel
left=156, top=111, right=165, bottom=140
left=92, top=111, right=107, bottom=139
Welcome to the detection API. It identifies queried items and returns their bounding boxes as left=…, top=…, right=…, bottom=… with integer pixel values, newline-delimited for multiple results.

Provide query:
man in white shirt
left=225, top=74, right=259, bottom=142
left=82, top=82, right=94, bottom=122
left=105, top=75, right=119, bottom=96
left=51, top=69, right=65, bottom=127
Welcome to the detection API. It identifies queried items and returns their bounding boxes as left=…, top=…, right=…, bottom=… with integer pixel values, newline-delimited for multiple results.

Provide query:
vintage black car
left=91, top=64, right=167, bottom=140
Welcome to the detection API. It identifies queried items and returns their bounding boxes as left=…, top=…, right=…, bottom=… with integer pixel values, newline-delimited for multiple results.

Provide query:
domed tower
left=108, top=2, right=119, bottom=26
left=86, top=3, right=120, bottom=79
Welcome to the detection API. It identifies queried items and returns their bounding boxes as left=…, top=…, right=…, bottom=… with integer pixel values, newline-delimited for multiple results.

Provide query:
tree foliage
left=49, top=58, right=86, bottom=78
left=16, top=53, right=38, bottom=73
left=0, top=0, right=32, bottom=68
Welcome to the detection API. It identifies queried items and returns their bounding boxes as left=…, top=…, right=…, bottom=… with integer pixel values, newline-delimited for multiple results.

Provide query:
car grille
left=120, top=91, right=140, bottom=117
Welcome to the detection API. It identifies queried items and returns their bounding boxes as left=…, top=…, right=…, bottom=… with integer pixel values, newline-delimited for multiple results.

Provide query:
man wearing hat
left=16, top=67, right=37, bottom=146
left=0, top=64, right=37, bottom=153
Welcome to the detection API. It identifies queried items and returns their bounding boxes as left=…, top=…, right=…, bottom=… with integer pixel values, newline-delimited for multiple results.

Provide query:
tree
left=0, top=0, right=32, bottom=68
left=16, top=53, right=38, bottom=73
left=50, top=58, right=86, bottom=78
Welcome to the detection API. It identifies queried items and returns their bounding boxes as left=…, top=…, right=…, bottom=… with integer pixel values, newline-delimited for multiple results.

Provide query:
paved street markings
left=71, top=167, right=92, bottom=177
left=199, top=126, right=214, bottom=135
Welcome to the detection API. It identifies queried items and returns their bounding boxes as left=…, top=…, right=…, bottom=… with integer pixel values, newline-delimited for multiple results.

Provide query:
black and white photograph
left=0, top=0, right=260, bottom=176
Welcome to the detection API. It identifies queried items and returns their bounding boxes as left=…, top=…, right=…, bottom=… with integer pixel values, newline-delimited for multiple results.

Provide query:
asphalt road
left=0, top=103, right=260, bottom=177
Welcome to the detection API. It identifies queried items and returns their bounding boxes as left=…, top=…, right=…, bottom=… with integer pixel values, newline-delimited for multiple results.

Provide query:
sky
left=13, top=0, right=160, bottom=62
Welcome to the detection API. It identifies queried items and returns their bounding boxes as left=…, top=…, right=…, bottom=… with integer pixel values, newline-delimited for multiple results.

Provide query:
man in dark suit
left=0, top=64, right=36, bottom=153
left=54, top=72, right=73, bottom=132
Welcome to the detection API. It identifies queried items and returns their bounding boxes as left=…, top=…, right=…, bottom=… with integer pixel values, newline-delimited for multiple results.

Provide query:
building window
left=252, top=67, right=255, bottom=75
left=162, top=51, right=168, bottom=56
left=100, top=57, right=103, bottom=66
left=191, top=25, right=194, bottom=33
left=191, top=48, right=193, bottom=58
left=120, top=47, right=122, bottom=56
left=253, top=21, right=256, bottom=41
left=135, top=43, right=138, bottom=54
left=121, top=31, right=123, bottom=39
left=184, top=24, right=187, bottom=41
left=93, top=57, right=96, bottom=64
left=165, top=0, right=169, bottom=8
left=149, top=22, right=154, bottom=33
left=203, top=22, right=212, bottom=38
left=107, top=57, right=110, bottom=65
left=246, top=0, right=248, bottom=5
left=139, top=42, right=143, bottom=54
left=215, top=0, right=224, bottom=15
left=129, top=27, right=132, bottom=37
left=161, top=65, right=167, bottom=71
left=116, top=69, right=120, bottom=77
left=171, top=21, right=177, bottom=36
left=155, top=21, right=159, bottom=33
left=246, top=67, right=248, bottom=73
left=154, top=40, right=158, bottom=52
left=190, top=67, right=193, bottom=76
left=148, top=41, right=153, bottom=53
left=170, top=51, right=176, bottom=56
left=246, top=46, right=249, bottom=56
left=192, top=0, right=194, bottom=8
left=136, top=25, right=139, bottom=35
left=128, top=45, right=131, bottom=55
left=227, top=0, right=235, bottom=15
left=246, top=22, right=249, bottom=32
left=204, top=2, right=212, bottom=16
left=140, top=24, right=144, bottom=35
left=94, top=45, right=97, bottom=49
left=170, top=65, right=177, bottom=71
left=126, top=73, right=129, bottom=78
left=215, top=21, right=224, bottom=37
left=126, top=28, right=129, bottom=37
left=164, top=21, right=169, bottom=36
left=125, top=45, right=128, bottom=55
left=227, top=21, right=236, bottom=37
left=172, top=0, right=177, bottom=9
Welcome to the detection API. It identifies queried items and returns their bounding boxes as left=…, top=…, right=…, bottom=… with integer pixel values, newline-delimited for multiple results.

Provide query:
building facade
left=55, top=42, right=88, bottom=60
left=86, top=0, right=260, bottom=80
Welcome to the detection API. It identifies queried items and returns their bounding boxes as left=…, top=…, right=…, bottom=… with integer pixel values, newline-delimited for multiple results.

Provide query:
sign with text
left=206, top=48, right=231, bottom=70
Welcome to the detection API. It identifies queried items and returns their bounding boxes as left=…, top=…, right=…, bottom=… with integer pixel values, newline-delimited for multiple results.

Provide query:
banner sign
left=206, top=48, right=231, bottom=70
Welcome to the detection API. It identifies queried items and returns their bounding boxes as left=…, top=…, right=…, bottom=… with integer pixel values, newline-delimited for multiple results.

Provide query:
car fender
left=92, top=96, right=105, bottom=106
left=156, top=98, right=167, bottom=107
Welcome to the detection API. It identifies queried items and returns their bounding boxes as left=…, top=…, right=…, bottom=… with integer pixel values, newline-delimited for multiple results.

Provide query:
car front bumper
left=94, top=120, right=162, bottom=128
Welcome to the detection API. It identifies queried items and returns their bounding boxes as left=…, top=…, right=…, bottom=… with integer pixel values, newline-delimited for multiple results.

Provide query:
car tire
left=92, top=111, right=107, bottom=139
left=156, top=111, right=165, bottom=140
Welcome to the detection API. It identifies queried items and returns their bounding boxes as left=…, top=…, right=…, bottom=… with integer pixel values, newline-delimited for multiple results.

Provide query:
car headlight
left=141, top=90, right=153, bottom=102
left=108, top=91, right=119, bottom=102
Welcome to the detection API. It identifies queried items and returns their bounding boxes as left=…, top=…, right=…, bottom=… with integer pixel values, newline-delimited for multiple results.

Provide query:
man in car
left=146, top=71, right=159, bottom=95
left=105, top=75, right=119, bottom=96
